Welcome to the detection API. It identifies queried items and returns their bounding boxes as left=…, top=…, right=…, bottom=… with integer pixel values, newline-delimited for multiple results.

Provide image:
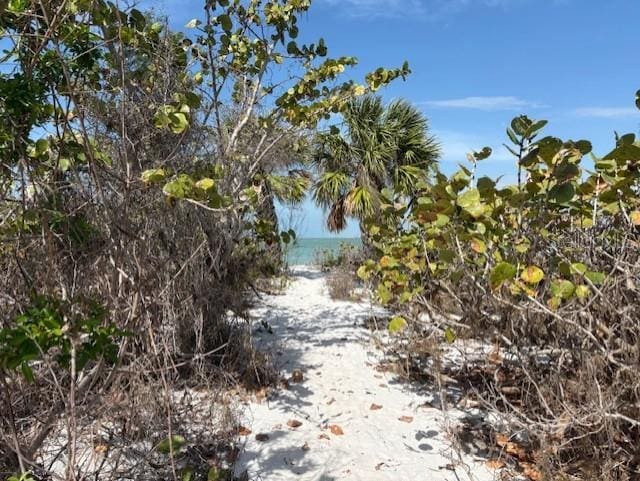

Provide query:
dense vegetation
left=1, top=0, right=639, bottom=479
left=0, top=0, right=406, bottom=479
left=357, top=105, right=640, bottom=479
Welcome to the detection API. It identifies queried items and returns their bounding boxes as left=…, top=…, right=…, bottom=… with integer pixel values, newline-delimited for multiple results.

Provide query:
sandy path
left=235, top=266, right=492, bottom=481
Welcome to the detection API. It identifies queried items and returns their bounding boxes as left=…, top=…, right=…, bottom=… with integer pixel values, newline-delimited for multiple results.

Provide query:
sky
left=11, top=0, right=639, bottom=238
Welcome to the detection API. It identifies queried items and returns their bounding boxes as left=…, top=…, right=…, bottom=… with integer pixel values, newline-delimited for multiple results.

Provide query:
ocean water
left=285, top=238, right=361, bottom=265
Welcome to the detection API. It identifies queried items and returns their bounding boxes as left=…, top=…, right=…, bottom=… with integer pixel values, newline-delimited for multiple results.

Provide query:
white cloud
left=318, top=0, right=530, bottom=19
left=422, top=96, right=545, bottom=111
left=320, top=0, right=424, bottom=18
left=573, top=107, right=640, bottom=119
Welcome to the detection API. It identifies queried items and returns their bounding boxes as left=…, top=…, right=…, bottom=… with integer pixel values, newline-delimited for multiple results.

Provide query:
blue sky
left=32, top=0, right=640, bottom=237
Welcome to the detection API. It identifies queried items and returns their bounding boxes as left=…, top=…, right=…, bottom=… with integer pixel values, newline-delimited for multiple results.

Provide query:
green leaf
left=490, top=262, right=517, bottom=289
left=7, top=0, right=28, bottom=13
left=603, top=143, right=640, bottom=161
left=169, top=113, right=189, bottom=134
left=376, top=284, right=392, bottom=305
left=584, top=271, right=606, bottom=285
left=195, top=178, right=215, bottom=191
left=158, top=435, right=186, bottom=454
left=521, top=266, right=544, bottom=285
left=35, top=138, right=49, bottom=156
left=570, top=263, right=587, bottom=275
left=444, top=327, right=456, bottom=344
left=526, top=119, right=548, bottom=136
left=575, top=285, right=590, bottom=299
left=550, top=279, right=575, bottom=299
left=21, top=363, right=35, bottom=382
left=456, top=188, right=480, bottom=209
left=141, top=168, right=167, bottom=184
left=58, top=158, right=72, bottom=172
left=163, top=175, right=194, bottom=199
left=388, top=316, right=407, bottom=334
left=182, top=468, right=194, bottom=481
left=357, top=265, right=372, bottom=281
left=207, top=467, right=229, bottom=481
left=472, top=147, right=492, bottom=161
left=218, top=14, right=232, bottom=31
left=549, top=183, right=575, bottom=203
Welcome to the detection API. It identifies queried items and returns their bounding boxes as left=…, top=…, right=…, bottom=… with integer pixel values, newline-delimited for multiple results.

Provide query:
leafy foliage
left=358, top=94, right=640, bottom=479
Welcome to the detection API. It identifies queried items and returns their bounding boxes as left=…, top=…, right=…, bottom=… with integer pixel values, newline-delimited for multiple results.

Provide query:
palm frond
left=268, top=170, right=312, bottom=205
left=327, top=196, right=347, bottom=232
left=313, top=171, right=351, bottom=208
left=344, top=186, right=377, bottom=219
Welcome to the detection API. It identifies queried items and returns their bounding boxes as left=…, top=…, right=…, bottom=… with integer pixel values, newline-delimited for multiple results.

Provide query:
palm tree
left=312, top=95, right=440, bottom=234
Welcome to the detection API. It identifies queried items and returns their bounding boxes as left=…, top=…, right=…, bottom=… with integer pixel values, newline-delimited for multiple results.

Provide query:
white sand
left=235, top=266, right=494, bottom=481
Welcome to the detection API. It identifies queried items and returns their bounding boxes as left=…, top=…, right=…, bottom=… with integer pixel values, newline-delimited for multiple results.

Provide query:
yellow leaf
left=521, top=265, right=544, bottom=285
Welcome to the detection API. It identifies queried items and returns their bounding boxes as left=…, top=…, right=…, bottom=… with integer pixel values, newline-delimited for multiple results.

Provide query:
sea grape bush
left=0, top=297, right=126, bottom=382
left=139, top=0, right=411, bottom=214
left=358, top=93, right=640, bottom=479
left=360, top=110, right=640, bottom=312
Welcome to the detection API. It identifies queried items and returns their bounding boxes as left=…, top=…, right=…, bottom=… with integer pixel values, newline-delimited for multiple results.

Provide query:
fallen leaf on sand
left=370, top=403, right=383, bottom=411
left=398, top=416, right=414, bottom=423
left=290, top=369, right=304, bottom=383
left=279, top=378, right=290, bottom=389
left=328, top=424, right=344, bottom=435
left=326, top=397, right=336, bottom=405
left=255, top=433, right=270, bottom=442
left=495, top=433, right=527, bottom=460
left=93, top=443, right=108, bottom=455
left=287, top=419, right=303, bottom=429
left=238, top=426, right=252, bottom=436
left=318, top=434, right=330, bottom=440
left=375, top=462, right=386, bottom=471
left=301, top=442, right=310, bottom=451
left=485, top=459, right=506, bottom=469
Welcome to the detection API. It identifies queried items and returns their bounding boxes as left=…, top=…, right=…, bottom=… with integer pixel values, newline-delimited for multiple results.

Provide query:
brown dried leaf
left=290, top=369, right=304, bottom=383
left=329, top=424, right=344, bottom=435
left=370, top=403, right=383, bottom=411
left=287, top=419, right=303, bottom=429
left=485, top=459, right=506, bottom=469
left=495, top=433, right=509, bottom=447
left=398, top=415, right=414, bottom=423
left=238, top=426, right=252, bottom=436
left=301, top=442, right=310, bottom=451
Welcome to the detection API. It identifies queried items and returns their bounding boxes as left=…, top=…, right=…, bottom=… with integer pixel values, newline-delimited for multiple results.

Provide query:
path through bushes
left=234, top=267, right=492, bottom=481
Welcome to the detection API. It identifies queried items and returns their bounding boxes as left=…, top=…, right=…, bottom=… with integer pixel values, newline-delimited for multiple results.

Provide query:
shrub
left=359, top=104, right=640, bottom=480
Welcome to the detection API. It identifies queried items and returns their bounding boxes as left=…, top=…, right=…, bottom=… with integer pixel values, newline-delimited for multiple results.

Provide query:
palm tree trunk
left=359, top=221, right=375, bottom=259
